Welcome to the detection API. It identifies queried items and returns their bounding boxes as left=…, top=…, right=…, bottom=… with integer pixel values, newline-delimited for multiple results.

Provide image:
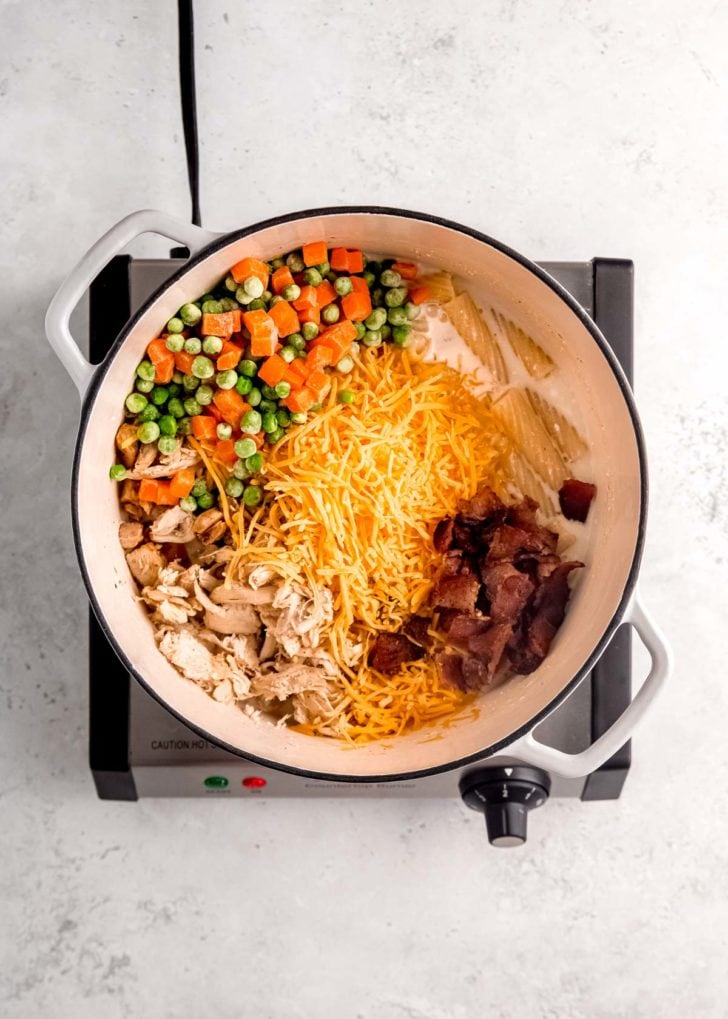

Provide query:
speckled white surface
left=1, top=1, right=727, bottom=1016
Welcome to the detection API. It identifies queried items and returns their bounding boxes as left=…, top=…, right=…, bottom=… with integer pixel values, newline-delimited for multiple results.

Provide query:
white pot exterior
left=71, top=210, right=646, bottom=779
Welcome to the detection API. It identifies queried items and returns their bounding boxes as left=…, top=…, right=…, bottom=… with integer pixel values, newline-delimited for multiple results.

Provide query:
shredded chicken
left=119, top=521, right=144, bottom=551
left=193, top=508, right=227, bottom=544
left=115, top=423, right=139, bottom=469
left=126, top=446, right=199, bottom=481
left=150, top=506, right=196, bottom=544
left=126, top=543, right=166, bottom=587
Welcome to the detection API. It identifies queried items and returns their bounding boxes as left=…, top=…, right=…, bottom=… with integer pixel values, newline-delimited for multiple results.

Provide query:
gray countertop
left=2, top=1, right=726, bottom=1016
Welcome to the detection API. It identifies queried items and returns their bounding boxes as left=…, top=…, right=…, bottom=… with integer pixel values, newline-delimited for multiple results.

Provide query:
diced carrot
left=174, top=350, right=196, bottom=375
left=242, top=309, right=268, bottom=334
left=250, top=330, right=278, bottom=358
left=342, top=289, right=372, bottom=322
left=230, top=309, right=242, bottom=332
left=244, top=309, right=279, bottom=356
left=283, top=361, right=309, bottom=387
left=271, top=265, right=295, bottom=294
left=214, top=439, right=239, bottom=466
left=330, top=248, right=349, bottom=272
left=297, top=304, right=320, bottom=325
left=305, top=345, right=333, bottom=373
left=315, top=279, right=336, bottom=307
left=201, top=312, right=235, bottom=338
left=393, top=261, right=418, bottom=281
left=302, top=241, right=327, bottom=267
left=191, top=416, right=217, bottom=440
left=283, top=387, right=316, bottom=413
left=216, top=341, right=243, bottom=372
left=230, top=257, right=269, bottom=287
left=409, top=285, right=432, bottom=305
left=213, top=388, right=250, bottom=426
left=147, top=337, right=169, bottom=364
left=346, top=249, right=364, bottom=273
left=154, top=355, right=174, bottom=384
left=313, top=320, right=356, bottom=363
left=257, top=354, right=289, bottom=387
left=205, top=403, right=223, bottom=423
left=268, top=300, right=300, bottom=338
left=169, top=468, right=195, bottom=500
left=138, top=478, right=159, bottom=503
left=306, top=369, right=331, bottom=401
left=292, top=285, right=318, bottom=312
left=350, top=276, right=369, bottom=294
left=156, top=481, right=178, bottom=506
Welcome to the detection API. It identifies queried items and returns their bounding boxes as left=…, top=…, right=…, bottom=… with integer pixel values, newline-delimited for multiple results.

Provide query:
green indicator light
left=203, top=775, right=229, bottom=789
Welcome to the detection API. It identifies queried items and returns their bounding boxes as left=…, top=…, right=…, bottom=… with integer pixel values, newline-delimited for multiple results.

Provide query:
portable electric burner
left=87, top=253, right=634, bottom=845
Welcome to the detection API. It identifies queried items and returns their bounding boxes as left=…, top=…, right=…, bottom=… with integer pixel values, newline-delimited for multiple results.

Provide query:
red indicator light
left=242, top=776, right=267, bottom=789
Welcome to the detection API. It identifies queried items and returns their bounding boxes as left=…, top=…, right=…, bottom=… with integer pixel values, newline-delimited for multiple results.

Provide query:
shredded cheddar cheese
left=230, top=346, right=511, bottom=742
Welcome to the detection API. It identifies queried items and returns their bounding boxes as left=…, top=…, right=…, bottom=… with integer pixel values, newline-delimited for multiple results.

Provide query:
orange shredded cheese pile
left=232, top=345, right=511, bottom=742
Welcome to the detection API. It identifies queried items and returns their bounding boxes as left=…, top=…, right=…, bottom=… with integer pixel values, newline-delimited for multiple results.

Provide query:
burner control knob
left=459, top=766, right=551, bottom=847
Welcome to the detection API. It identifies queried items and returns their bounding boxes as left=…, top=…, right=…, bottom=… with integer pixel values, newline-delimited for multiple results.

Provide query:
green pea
left=380, top=269, right=402, bottom=288
left=180, top=302, right=202, bottom=326
left=184, top=397, right=202, bottom=416
left=125, top=392, right=148, bottom=414
left=234, top=437, right=257, bottom=459
left=184, top=337, right=202, bottom=355
left=165, top=334, right=185, bottom=353
left=317, top=261, right=330, bottom=275
left=302, top=322, right=319, bottom=341
left=322, top=304, right=340, bottom=324
left=150, top=386, right=169, bottom=406
left=202, top=335, right=223, bottom=355
left=241, top=409, right=262, bottom=434
left=240, top=359, right=257, bottom=378
left=243, top=484, right=263, bottom=506
left=235, top=286, right=254, bottom=305
left=303, top=268, right=322, bottom=287
left=260, top=384, right=278, bottom=400
left=366, top=260, right=382, bottom=277
left=158, top=435, right=179, bottom=455
left=191, top=479, right=208, bottom=499
left=138, top=404, right=160, bottom=422
left=109, top=464, right=127, bottom=481
left=200, top=294, right=215, bottom=303
left=219, top=297, right=239, bottom=311
left=232, top=460, right=250, bottom=481
left=265, top=427, right=285, bottom=445
left=225, top=477, right=244, bottom=498
left=262, top=289, right=272, bottom=302
left=371, top=287, right=384, bottom=307
left=280, top=346, right=296, bottom=363
left=216, top=369, right=238, bottom=390
left=325, top=270, right=338, bottom=283
left=224, top=275, right=238, bottom=293
left=335, top=355, right=354, bottom=373
left=201, top=299, right=223, bottom=314
left=365, top=308, right=387, bottom=331
left=167, top=316, right=184, bottom=334
left=177, top=417, right=192, bottom=436
left=195, top=384, right=214, bottom=406
left=172, top=370, right=184, bottom=384
left=191, top=356, right=215, bottom=379
left=274, top=381, right=291, bottom=398
left=405, top=301, right=420, bottom=321
left=262, top=411, right=278, bottom=433
left=335, top=276, right=353, bottom=296
left=269, top=257, right=285, bottom=270
left=269, top=294, right=284, bottom=306
left=182, top=373, right=200, bottom=391
left=388, top=306, right=408, bottom=326
left=363, top=330, right=382, bottom=347
left=286, top=252, right=305, bottom=273
left=245, top=452, right=264, bottom=473
left=282, top=284, right=301, bottom=302
left=236, top=376, right=253, bottom=396
left=216, top=422, right=233, bottom=440
left=247, top=298, right=266, bottom=311
left=385, top=286, right=407, bottom=308
left=196, top=490, right=215, bottom=509
left=179, top=496, right=197, bottom=513
left=158, top=414, right=177, bottom=436
left=136, top=377, right=155, bottom=393
left=167, top=382, right=181, bottom=396
left=290, top=411, right=307, bottom=425
left=136, top=360, right=155, bottom=382
left=247, top=387, right=262, bottom=407
left=137, top=421, right=160, bottom=444
left=243, top=276, right=264, bottom=298
left=362, top=271, right=376, bottom=288
left=354, top=322, right=367, bottom=340
left=392, top=324, right=412, bottom=346
left=380, top=324, right=392, bottom=340
left=288, top=333, right=305, bottom=350
left=276, top=409, right=290, bottom=427
left=259, top=399, right=277, bottom=413
left=338, top=389, right=355, bottom=405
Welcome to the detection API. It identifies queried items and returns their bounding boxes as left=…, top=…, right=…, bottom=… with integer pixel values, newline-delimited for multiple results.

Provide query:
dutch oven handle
left=508, top=595, right=671, bottom=778
left=45, top=209, right=220, bottom=397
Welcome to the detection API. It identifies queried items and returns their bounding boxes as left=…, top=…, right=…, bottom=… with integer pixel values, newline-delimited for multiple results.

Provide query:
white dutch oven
left=46, top=207, right=671, bottom=781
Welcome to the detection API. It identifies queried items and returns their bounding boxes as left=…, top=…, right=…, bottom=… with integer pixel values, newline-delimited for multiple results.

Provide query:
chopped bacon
left=433, top=517, right=455, bottom=552
left=402, top=615, right=433, bottom=649
left=369, top=632, right=424, bottom=675
left=433, top=573, right=481, bottom=613
left=481, top=561, right=535, bottom=624
left=559, top=479, right=597, bottom=522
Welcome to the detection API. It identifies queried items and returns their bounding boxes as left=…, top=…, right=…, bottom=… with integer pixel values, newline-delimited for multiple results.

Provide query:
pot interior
left=76, top=211, right=643, bottom=778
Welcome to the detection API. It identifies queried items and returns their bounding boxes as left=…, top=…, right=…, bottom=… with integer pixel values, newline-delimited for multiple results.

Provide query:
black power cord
left=178, top=0, right=201, bottom=228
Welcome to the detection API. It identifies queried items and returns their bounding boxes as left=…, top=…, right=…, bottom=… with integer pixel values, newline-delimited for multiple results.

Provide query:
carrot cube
left=342, top=289, right=371, bottom=322
left=271, top=266, right=295, bottom=294
left=169, top=468, right=195, bottom=500
left=302, top=241, right=328, bottom=266
left=393, top=261, right=418, bottom=280
left=201, top=312, right=235, bottom=337
left=409, top=285, right=432, bottom=305
left=283, top=361, right=309, bottom=387
left=268, top=299, right=300, bottom=337
left=283, top=387, right=316, bottom=413
left=156, top=481, right=178, bottom=506
left=257, top=354, right=289, bottom=387
left=297, top=304, right=320, bottom=325
left=306, top=369, right=331, bottom=400
left=138, top=478, right=159, bottom=503
left=305, top=345, right=333, bottom=372
left=330, top=248, right=349, bottom=272
left=191, top=416, right=217, bottom=440
left=315, top=279, right=336, bottom=307
left=213, top=388, right=250, bottom=426
left=216, top=341, right=243, bottom=372
left=230, top=257, right=269, bottom=287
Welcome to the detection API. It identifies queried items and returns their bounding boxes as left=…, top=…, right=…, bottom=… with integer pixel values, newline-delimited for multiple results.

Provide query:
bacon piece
left=402, top=615, right=433, bottom=649
left=435, top=651, right=465, bottom=690
left=481, top=561, right=535, bottom=623
left=458, top=484, right=504, bottom=522
left=369, top=632, right=424, bottom=675
left=509, top=561, right=583, bottom=673
left=559, top=479, right=597, bottom=522
left=433, top=573, right=481, bottom=613
left=433, top=517, right=455, bottom=552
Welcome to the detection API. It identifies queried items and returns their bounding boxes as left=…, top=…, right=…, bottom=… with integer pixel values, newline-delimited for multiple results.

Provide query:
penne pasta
left=505, top=447, right=558, bottom=517
left=492, top=309, right=555, bottom=380
left=491, top=387, right=568, bottom=489
left=444, top=292, right=509, bottom=384
left=419, top=270, right=457, bottom=304
left=526, top=388, right=588, bottom=463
